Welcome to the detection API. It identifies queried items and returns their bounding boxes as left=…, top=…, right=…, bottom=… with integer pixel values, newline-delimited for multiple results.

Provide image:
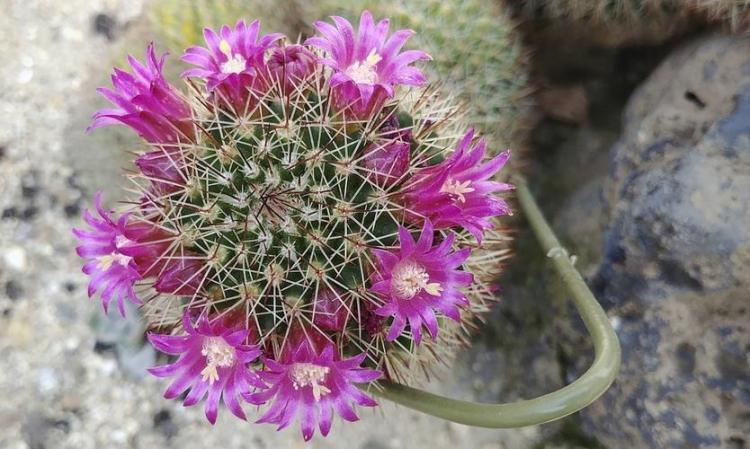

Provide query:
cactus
left=75, top=13, right=514, bottom=439
left=149, top=0, right=302, bottom=50
left=301, top=0, right=530, bottom=158
left=514, top=0, right=682, bottom=22
left=513, top=0, right=749, bottom=32
left=695, top=0, right=750, bottom=30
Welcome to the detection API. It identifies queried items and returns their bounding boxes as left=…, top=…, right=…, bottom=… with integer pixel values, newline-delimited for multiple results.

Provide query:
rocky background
left=0, top=0, right=748, bottom=448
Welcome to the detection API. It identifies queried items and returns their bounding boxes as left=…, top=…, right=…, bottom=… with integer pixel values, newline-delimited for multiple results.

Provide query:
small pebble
left=5, top=280, right=23, bottom=300
left=4, top=246, right=27, bottom=270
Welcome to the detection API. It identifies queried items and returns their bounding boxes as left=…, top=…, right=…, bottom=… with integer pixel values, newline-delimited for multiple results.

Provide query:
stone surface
left=581, top=34, right=750, bottom=448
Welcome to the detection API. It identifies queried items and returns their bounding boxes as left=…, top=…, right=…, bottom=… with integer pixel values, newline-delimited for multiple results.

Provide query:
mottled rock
left=582, top=35, right=750, bottom=448
left=603, top=34, right=750, bottom=294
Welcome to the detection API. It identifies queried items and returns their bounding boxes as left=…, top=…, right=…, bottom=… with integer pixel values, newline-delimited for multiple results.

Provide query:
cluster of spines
left=126, top=69, right=498, bottom=381
left=514, top=0, right=749, bottom=31
left=515, top=0, right=681, bottom=22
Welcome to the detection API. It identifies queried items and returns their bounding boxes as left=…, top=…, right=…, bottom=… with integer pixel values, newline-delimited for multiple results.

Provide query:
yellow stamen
left=96, top=253, right=131, bottom=271
left=290, top=363, right=331, bottom=402
left=344, top=48, right=382, bottom=85
left=219, top=39, right=233, bottom=58
left=200, top=365, right=220, bottom=384
left=424, top=282, right=443, bottom=296
left=441, top=179, right=475, bottom=203
left=200, top=337, right=236, bottom=384
left=365, top=48, right=382, bottom=66
left=392, top=260, right=442, bottom=299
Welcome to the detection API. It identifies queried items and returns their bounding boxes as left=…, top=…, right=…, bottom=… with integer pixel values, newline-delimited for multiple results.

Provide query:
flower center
left=344, top=48, right=382, bottom=85
left=392, top=260, right=442, bottom=299
left=440, top=178, right=475, bottom=203
left=290, top=362, right=331, bottom=401
left=200, top=337, right=236, bottom=384
left=219, top=39, right=247, bottom=75
left=96, top=252, right=131, bottom=271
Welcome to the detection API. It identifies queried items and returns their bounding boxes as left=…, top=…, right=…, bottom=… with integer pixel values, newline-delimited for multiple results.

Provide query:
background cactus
left=149, top=0, right=304, bottom=50
left=513, top=0, right=683, bottom=22
left=696, top=0, right=750, bottom=29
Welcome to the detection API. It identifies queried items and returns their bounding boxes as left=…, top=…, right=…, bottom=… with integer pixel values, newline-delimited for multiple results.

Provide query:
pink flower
left=369, top=220, right=473, bottom=344
left=89, top=43, right=194, bottom=144
left=402, top=129, right=513, bottom=241
left=306, top=10, right=430, bottom=120
left=362, top=115, right=411, bottom=185
left=181, top=19, right=283, bottom=113
left=154, top=254, right=207, bottom=296
left=265, top=44, right=317, bottom=95
left=117, top=221, right=173, bottom=278
left=73, top=193, right=172, bottom=316
left=311, top=288, right=350, bottom=332
left=244, top=339, right=381, bottom=440
left=148, top=312, right=265, bottom=424
left=135, top=150, right=185, bottom=194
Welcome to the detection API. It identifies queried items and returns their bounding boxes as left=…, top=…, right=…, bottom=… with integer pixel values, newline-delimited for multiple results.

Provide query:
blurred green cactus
left=149, top=0, right=302, bottom=51
left=302, top=0, right=530, bottom=157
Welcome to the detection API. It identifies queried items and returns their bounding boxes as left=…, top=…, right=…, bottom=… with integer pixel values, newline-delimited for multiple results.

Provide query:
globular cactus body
left=75, top=11, right=514, bottom=440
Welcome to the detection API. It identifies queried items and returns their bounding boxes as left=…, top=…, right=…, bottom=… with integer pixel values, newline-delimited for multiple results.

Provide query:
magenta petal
left=183, top=379, right=209, bottom=406
left=204, top=382, right=223, bottom=424
left=319, top=401, right=333, bottom=436
left=332, top=397, right=359, bottom=422
left=300, top=400, right=316, bottom=441
left=222, top=378, right=245, bottom=420
left=148, top=333, right=192, bottom=354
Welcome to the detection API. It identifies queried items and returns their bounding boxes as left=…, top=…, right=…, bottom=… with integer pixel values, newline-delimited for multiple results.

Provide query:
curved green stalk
left=371, top=177, right=621, bottom=428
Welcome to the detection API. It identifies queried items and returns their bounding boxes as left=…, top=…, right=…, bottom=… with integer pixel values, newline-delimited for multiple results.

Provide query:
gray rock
left=582, top=35, right=750, bottom=448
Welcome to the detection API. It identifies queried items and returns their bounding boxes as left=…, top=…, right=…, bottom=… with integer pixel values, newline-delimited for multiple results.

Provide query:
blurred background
left=0, top=0, right=748, bottom=448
